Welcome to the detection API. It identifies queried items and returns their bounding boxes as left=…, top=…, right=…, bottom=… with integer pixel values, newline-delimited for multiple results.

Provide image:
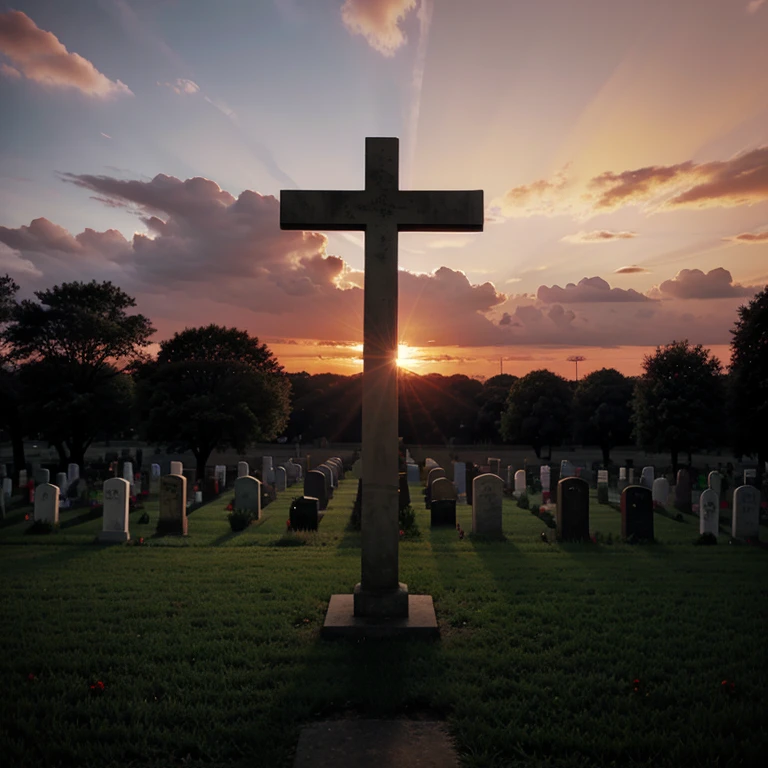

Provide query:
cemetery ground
left=1, top=482, right=766, bottom=768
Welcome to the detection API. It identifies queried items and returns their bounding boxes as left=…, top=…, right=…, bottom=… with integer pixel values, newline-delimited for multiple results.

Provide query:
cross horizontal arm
left=280, top=189, right=484, bottom=232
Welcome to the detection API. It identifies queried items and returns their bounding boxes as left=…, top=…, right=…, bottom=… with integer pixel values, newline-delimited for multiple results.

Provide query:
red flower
left=226, top=503, right=233, bottom=511
left=27, top=673, right=36, bottom=682
left=399, top=529, right=405, bottom=537
left=138, top=537, right=144, bottom=545
left=24, top=514, right=30, bottom=521
left=286, top=519, right=291, bottom=528
left=89, top=680, right=105, bottom=695
left=632, top=678, right=641, bottom=693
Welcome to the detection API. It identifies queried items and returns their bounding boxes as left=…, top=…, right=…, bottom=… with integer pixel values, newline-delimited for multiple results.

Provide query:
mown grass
left=1, top=480, right=766, bottom=767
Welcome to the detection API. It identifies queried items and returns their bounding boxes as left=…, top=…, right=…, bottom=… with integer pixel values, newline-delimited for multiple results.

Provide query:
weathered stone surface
left=158, top=474, right=187, bottom=535
left=732, top=485, right=760, bottom=539
left=99, top=477, right=130, bottom=543
left=514, top=469, right=526, bottom=496
left=472, top=473, right=503, bottom=535
left=640, top=466, right=654, bottom=489
left=652, top=477, right=670, bottom=507
left=234, top=476, right=261, bottom=519
left=34, top=483, right=59, bottom=524
left=431, top=477, right=457, bottom=501
left=33, top=468, right=50, bottom=486
left=699, top=488, right=719, bottom=536
left=237, top=461, right=249, bottom=478
left=169, top=461, right=183, bottom=476
left=621, top=485, right=653, bottom=541
left=275, top=466, right=287, bottom=492
left=708, top=471, right=722, bottom=496
left=556, top=477, right=589, bottom=541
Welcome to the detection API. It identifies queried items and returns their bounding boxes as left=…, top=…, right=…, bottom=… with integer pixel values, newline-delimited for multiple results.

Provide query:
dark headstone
left=290, top=496, right=322, bottom=531
left=304, top=470, right=328, bottom=511
left=556, top=476, right=590, bottom=541
left=430, top=499, right=456, bottom=527
left=621, top=485, right=654, bottom=541
left=203, top=476, right=219, bottom=503
left=674, top=469, right=691, bottom=513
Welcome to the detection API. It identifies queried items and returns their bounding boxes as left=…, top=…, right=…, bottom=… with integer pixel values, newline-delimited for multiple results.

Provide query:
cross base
left=354, top=581, right=409, bottom=618
left=321, top=593, right=438, bottom=640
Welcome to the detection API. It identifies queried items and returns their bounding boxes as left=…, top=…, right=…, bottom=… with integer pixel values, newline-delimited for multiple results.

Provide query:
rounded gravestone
left=34, top=483, right=60, bottom=525
left=708, top=471, right=722, bottom=496
left=431, top=477, right=457, bottom=501
left=305, top=470, right=328, bottom=510
left=732, top=485, right=760, bottom=539
left=99, top=477, right=130, bottom=543
left=514, top=469, right=526, bottom=497
left=621, top=485, right=653, bottom=541
left=699, top=488, right=719, bottom=536
left=158, top=474, right=187, bottom=535
left=652, top=477, right=670, bottom=508
left=472, top=473, right=503, bottom=535
left=234, top=475, right=262, bottom=519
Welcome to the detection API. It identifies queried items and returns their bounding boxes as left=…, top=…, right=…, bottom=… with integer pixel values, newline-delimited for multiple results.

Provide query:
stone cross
left=282, top=137, right=482, bottom=619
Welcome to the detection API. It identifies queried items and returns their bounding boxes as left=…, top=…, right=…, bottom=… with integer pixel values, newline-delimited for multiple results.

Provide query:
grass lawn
left=1, top=480, right=766, bottom=767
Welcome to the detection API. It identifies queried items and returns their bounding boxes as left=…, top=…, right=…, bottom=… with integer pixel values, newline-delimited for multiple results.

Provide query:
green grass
left=1, top=482, right=766, bottom=767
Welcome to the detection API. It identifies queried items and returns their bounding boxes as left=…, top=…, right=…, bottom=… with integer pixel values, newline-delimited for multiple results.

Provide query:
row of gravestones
left=422, top=462, right=505, bottom=534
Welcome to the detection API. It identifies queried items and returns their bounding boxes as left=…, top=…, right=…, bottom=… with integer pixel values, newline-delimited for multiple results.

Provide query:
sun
left=396, top=343, right=415, bottom=367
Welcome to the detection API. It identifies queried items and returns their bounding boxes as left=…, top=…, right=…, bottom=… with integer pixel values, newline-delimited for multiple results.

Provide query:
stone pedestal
left=323, top=594, right=438, bottom=639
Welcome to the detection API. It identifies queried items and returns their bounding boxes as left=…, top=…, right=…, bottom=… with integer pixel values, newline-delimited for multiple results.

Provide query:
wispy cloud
left=614, top=265, right=651, bottom=274
left=561, top=230, right=637, bottom=243
left=725, top=231, right=768, bottom=243
left=0, top=10, right=132, bottom=98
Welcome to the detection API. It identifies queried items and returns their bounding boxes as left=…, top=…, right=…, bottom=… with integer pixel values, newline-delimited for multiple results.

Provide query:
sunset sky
left=1, top=0, right=767, bottom=379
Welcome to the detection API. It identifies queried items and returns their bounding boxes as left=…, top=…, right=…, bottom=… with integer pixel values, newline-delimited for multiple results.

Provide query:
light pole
left=567, top=355, right=586, bottom=381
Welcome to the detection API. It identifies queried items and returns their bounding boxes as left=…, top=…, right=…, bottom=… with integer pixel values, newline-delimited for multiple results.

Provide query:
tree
left=728, top=286, right=768, bottom=491
left=138, top=325, right=291, bottom=480
left=500, top=370, right=573, bottom=458
left=572, top=368, right=634, bottom=464
left=631, top=340, right=725, bottom=477
left=0, top=275, right=25, bottom=475
left=475, top=373, right=518, bottom=443
left=5, top=281, right=155, bottom=468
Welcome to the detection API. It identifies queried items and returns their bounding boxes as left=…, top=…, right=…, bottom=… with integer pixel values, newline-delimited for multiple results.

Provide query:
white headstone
left=406, top=464, right=420, bottom=484
left=743, top=469, right=757, bottom=485
left=99, top=477, right=130, bottom=543
left=34, top=483, right=59, bottom=524
left=424, top=458, right=439, bottom=470
left=652, top=477, right=670, bottom=507
left=641, top=466, right=654, bottom=489
left=453, top=462, right=466, bottom=497
left=732, top=485, right=760, bottom=539
left=275, top=466, right=287, bottom=492
left=560, top=460, right=575, bottom=479
left=708, top=471, right=722, bottom=496
left=540, top=465, right=551, bottom=492
left=122, top=462, right=134, bottom=482
left=597, top=470, right=609, bottom=485
left=472, top=473, right=503, bottom=535
left=234, top=475, right=261, bottom=519
left=67, top=463, right=79, bottom=483
left=513, top=469, right=526, bottom=497
left=170, top=461, right=183, bottom=475
left=699, top=488, right=719, bottom=536
left=237, top=461, right=249, bottom=478
left=215, top=465, right=227, bottom=487
left=619, top=467, right=626, bottom=481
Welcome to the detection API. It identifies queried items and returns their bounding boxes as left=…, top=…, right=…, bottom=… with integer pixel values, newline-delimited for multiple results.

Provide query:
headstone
left=398, top=472, right=410, bottom=509
left=34, top=468, right=50, bottom=486
left=304, top=470, right=328, bottom=511
left=540, top=465, right=551, bottom=500
left=275, top=466, right=287, bottom=492
left=560, top=459, right=575, bottom=479
left=708, top=471, right=722, bottom=496
left=67, top=463, right=79, bottom=483
left=452, top=462, right=466, bottom=498
left=234, top=475, right=262, bottom=520
left=237, top=461, right=249, bottom=478
left=699, top=488, right=719, bottom=536
left=488, top=458, right=501, bottom=477
left=56, top=472, right=68, bottom=492
left=289, top=496, right=321, bottom=531
left=674, top=469, right=691, bottom=512
left=157, top=474, right=187, bottom=535
left=621, top=485, right=653, bottom=541
left=317, top=464, right=334, bottom=498
left=652, top=477, right=670, bottom=507
left=640, top=466, right=654, bottom=489
left=743, top=469, right=757, bottom=487
left=619, top=467, right=626, bottom=481
left=628, top=468, right=635, bottom=484
left=556, top=477, right=589, bottom=541
left=262, top=456, right=275, bottom=485
left=2, top=477, right=11, bottom=503
left=407, top=464, right=420, bottom=484
left=505, top=465, right=513, bottom=489
left=99, top=477, right=130, bottom=543
left=215, top=464, right=227, bottom=488
left=33, top=483, right=59, bottom=524
left=425, top=467, right=446, bottom=507
left=597, top=470, right=609, bottom=485
left=466, top=463, right=479, bottom=506
left=732, top=485, right=760, bottom=539
left=514, top=469, right=526, bottom=497
left=151, top=463, right=161, bottom=478
left=169, top=461, right=183, bottom=476
left=472, top=473, right=503, bottom=535
left=424, top=458, right=439, bottom=471
left=431, top=477, right=457, bottom=501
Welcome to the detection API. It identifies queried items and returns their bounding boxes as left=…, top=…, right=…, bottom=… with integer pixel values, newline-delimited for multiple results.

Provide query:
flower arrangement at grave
left=398, top=504, right=420, bottom=539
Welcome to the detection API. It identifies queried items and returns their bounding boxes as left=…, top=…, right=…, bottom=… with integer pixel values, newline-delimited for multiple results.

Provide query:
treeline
left=1, top=277, right=766, bottom=487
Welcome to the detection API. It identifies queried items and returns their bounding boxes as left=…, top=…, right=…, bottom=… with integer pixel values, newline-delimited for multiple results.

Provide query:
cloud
left=0, top=11, right=132, bottom=98
left=161, top=78, right=200, bottom=95
left=493, top=146, right=768, bottom=218
left=341, top=0, right=418, bottom=56
left=614, top=265, right=651, bottom=274
left=651, top=268, right=762, bottom=300
left=0, top=171, right=511, bottom=347
left=0, top=62, right=21, bottom=78
left=561, top=230, right=637, bottom=243
left=725, top=231, right=768, bottom=243
left=747, top=0, right=765, bottom=14
left=537, top=276, right=651, bottom=304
